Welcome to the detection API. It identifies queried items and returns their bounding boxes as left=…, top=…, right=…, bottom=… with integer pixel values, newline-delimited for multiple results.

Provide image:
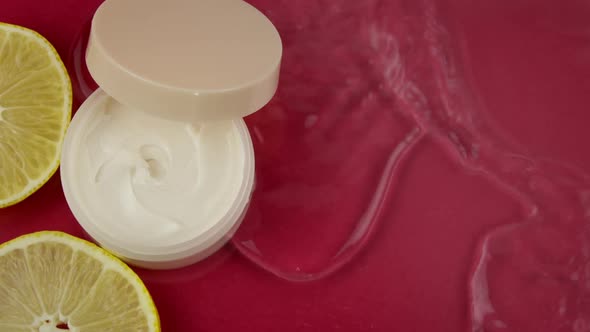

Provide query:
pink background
left=2, top=0, right=590, bottom=331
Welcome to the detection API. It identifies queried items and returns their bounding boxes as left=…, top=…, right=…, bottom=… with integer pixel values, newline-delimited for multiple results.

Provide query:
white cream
left=61, top=89, right=254, bottom=268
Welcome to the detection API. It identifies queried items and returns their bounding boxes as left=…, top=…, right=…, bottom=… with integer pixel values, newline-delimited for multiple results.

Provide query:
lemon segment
left=0, top=23, right=72, bottom=208
left=0, top=231, right=160, bottom=331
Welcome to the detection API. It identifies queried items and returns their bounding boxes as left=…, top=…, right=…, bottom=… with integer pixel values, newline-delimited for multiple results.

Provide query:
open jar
left=60, top=0, right=282, bottom=269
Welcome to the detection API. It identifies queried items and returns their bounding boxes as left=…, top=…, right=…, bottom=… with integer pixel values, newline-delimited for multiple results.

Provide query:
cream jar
left=61, top=0, right=282, bottom=269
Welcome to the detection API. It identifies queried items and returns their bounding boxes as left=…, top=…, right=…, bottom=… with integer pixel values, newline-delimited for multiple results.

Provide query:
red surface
left=2, top=1, right=590, bottom=331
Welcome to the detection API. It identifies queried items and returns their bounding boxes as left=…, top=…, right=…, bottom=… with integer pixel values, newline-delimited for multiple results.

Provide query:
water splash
left=243, top=0, right=590, bottom=329
left=372, top=1, right=590, bottom=331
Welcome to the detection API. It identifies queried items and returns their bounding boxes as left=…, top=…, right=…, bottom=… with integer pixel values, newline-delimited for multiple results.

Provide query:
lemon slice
left=0, top=23, right=72, bottom=208
left=0, top=231, right=160, bottom=331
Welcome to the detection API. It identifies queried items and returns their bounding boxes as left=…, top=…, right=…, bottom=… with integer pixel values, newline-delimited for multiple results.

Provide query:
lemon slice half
left=0, top=23, right=72, bottom=208
left=0, top=231, right=160, bottom=331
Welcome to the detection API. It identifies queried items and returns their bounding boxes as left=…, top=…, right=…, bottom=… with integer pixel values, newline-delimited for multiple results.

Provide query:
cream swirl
left=61, top=89, right=254, bottom=266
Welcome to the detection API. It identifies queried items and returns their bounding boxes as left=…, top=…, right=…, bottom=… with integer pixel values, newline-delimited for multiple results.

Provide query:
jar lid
left=86, top=0, right=282, bottom=122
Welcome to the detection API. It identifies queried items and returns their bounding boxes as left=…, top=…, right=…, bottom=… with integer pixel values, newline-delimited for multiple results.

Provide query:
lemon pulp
left=0, top=231, right=160, bottom=331
left=0, top=23, right=72, bottom=208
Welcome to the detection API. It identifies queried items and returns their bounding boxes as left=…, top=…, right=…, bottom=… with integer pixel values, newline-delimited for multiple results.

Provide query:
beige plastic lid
left=86, top=0, right=282, bottom=122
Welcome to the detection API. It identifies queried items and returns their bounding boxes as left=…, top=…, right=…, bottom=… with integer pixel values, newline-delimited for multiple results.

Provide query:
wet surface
left=2, top=0, right=590, bottom=331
